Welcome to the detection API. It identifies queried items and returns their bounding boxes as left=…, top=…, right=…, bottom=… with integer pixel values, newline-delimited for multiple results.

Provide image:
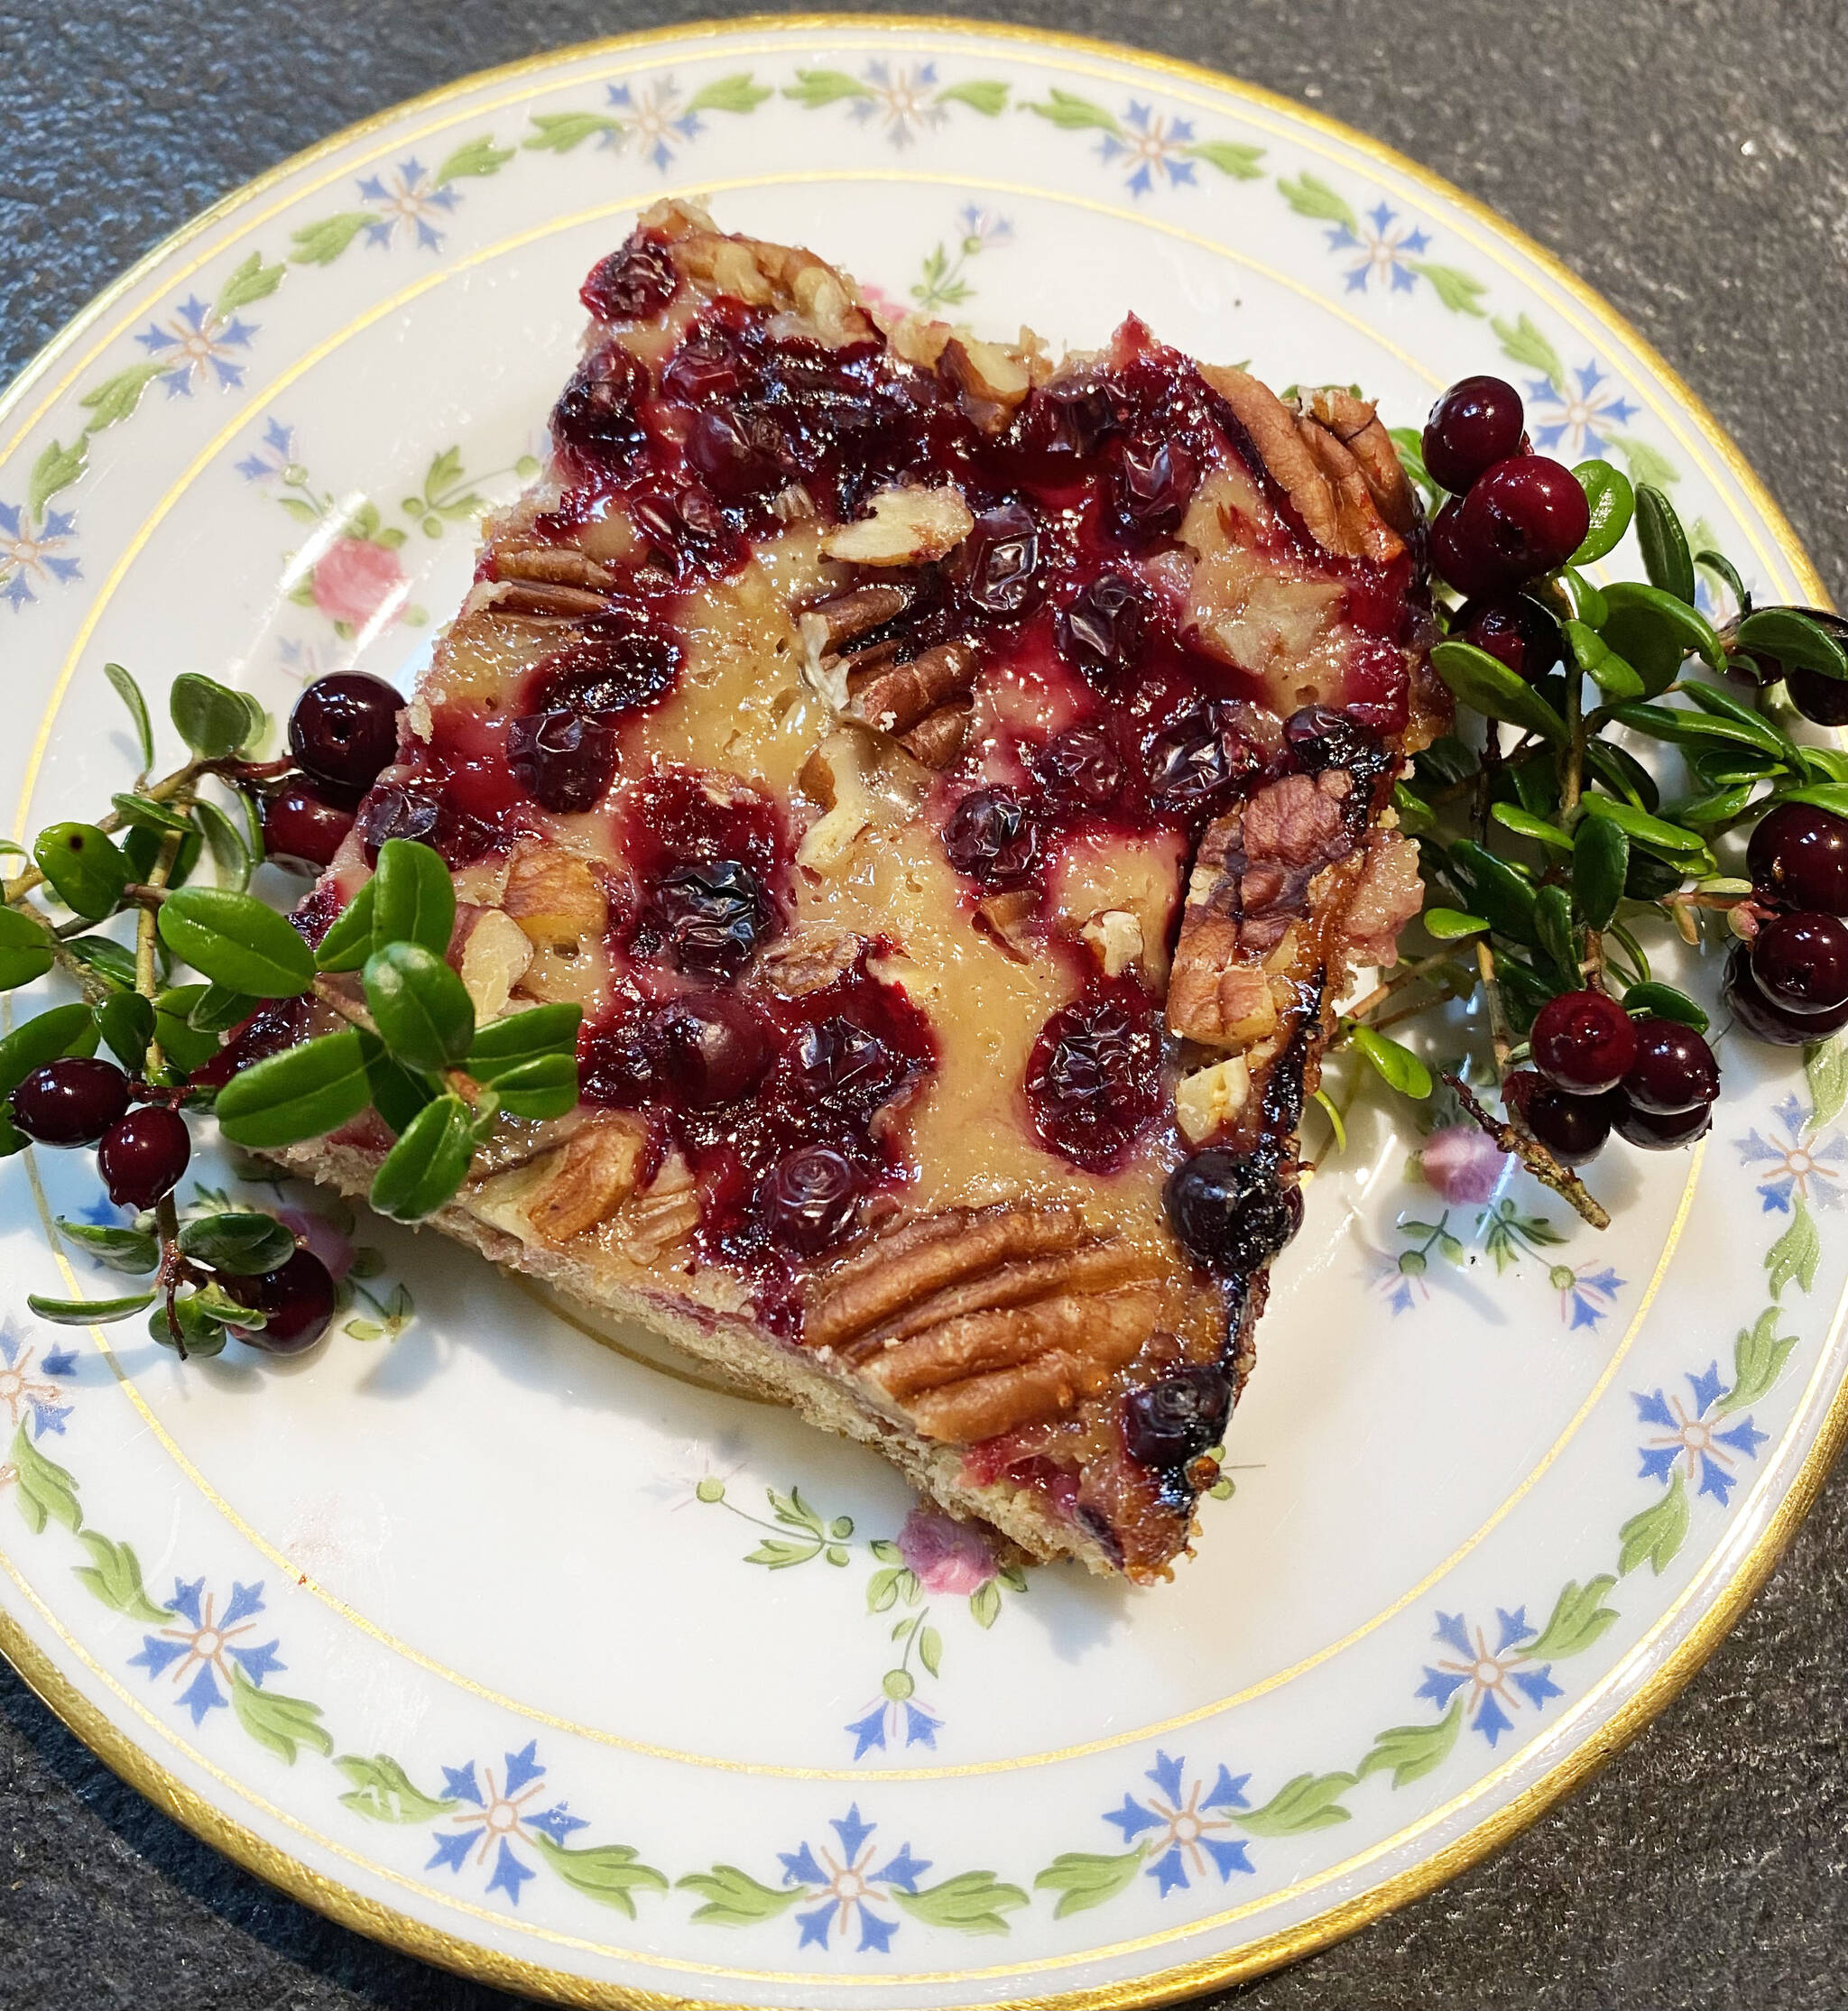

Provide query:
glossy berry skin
left=1057, top=574, right=1141, bottom=687
left=1750, top=911, right=1848, bottom=1018
left=226, top=1248, right=336, bottom=1356
left=1428, top=499, right=1502, bottom=601
left=1421, top=375, right=1526, bottom=494
left=9, top=1058, right=131, bottom=1148
left=1122, top=1364, right=1233, bottom=1470
left=261, top=782, right=356, bottom=872
left=1530, top=989, right=1639, bottom=1096
left=1455, top=595, right=1564, bottom=683
left=1112, top=438, right=1197, bottom=540
left=1512, top=1075, right=1612, bottom=1167
left=287, top=672, right=401, bottom=793
left=506, top=710, right=618, bottom=814
left=1723, top=943, right=1847, bottom=1046
left=1164, top=1148, right=1303, bottom=1275
left=764, top=1146, right=861, bottom=1253
left=644, top=995, right=772, bottom=1109
left=580, top=236, right=677, bottom=322
left=1446, top=456, right=1591, bottom=592
left=651, top=860, right=771, bottom=981
left=1612, top=1100, right=1713, bottom=1150
left=1025, top=990, right=1160, bottom=1171
left=1032, top=724, right=1127, bottom=807
left=1747, top=802, right=1848, bottom=916
left=941, top=787, right=1042, bottom=887
left=1785, top=661, right=1848, bottom=728
left=97, top=1105, right=191, bottom=1207
left=1622, top=1019, right=1720, bottom=1116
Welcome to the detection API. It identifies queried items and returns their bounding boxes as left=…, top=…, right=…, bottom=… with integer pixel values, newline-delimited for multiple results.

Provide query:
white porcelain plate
left=2, top=19, right=1843, bottom=2006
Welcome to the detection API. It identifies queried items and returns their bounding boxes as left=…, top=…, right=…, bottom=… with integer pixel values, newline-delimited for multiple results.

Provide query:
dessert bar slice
left=269, top=199, right=1440, bottom=1580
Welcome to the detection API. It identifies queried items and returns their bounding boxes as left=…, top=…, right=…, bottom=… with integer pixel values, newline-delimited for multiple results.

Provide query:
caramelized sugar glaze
left=285, top=202, right=1438, bottom=1577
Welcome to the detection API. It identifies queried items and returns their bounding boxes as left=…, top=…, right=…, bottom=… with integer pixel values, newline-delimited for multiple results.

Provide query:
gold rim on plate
left=0, top=18, right=1838, bottom=2007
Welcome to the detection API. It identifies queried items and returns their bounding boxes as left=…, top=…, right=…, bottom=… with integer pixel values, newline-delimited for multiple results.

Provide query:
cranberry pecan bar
left=273, top=199, right=1441, bottom=1581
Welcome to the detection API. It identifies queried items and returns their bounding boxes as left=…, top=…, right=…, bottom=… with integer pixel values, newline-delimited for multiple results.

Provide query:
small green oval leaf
left=1421, top=907, right=1491, bottom=942
left=465, top=1001, right=583, bottom=1079
left=1570, top=460, right=1634, bottom=564
left=1562, top=619, right=1645, bottom=699
left=1579, top=794, right=1709, bottom=857
left=1348, top=1025, right=1433, bottom=1101
left=0, top=1001, right=99, bottom=1096
left=1490, top=802, right=1575, bottom=852
left=362, top=940, right=475, bottom=1073
left=170, top=671, right=259, bottom=758
left=1623, top=982, right=1710, bottom=1033
left=1694, top=549, right=1750, bottom=613
left=1601, top=581, right=1725, bottom=693
left=147, top=1293, right=229, bottom=1357
left=1534, top=884, right=1580, bottom=983
left=1572, top=815, right=1630, bottom=931
left=487, top=1051, right=579, bottom=1121
left=109, top=791, right=192, bottom=834
left=151, top=985, right=225, bottom=1075
left=314, top=879, right=376, bottom=973
left=1429, top=641, right=1567, bottom=744
left=212, top=1028, right=371, bottom=1148
left=187, top=982, right=257, bottom=1032
left=1778, top=782, right=1848, bottom=818
left=370, top=1093, right=476, bottom=1221
left=371, top=840, right=456, bottom=958
left=158, top=887, right=315, bottom=997
left=28, top=1290, right=157, bottom=1325
left=175, top=1211, right=298, bottom=1276
left=104, top=662, right=155, bottom=770
left=357, top=1030, right=439, bottom=1136
left=123, top=823, right=201, bottom=890
left=1733, top=606, right=1848, bottom=681
left=32, top=822, right=132, bottom=920
left=95, top=991, right=155, bottom=1072
left=1553, top=567, right=1609, bottom=629
left=1633, top=484, right=1696, bottom=604
left=56, top=1220, right=161, bottom=1273
left=192, top=798, right=251, bottom=893
left=0, top=909, right=57, bottom=992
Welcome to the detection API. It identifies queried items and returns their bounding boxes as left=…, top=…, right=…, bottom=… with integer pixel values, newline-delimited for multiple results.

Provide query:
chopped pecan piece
left=898, top=698, right=973, bottom=768
left=845, top=641, right=979, bottom=737
left=938, top=333, right=1032, bottom=435
left=1302, top=386, right=1418, bottom=535
left=503, top=844, right=608, bottom=948
left=1175, top=1054, right=1252, bottom=1144
left=799, top=581, right=916, bottom=656
left=494, top=546, right=620, bottom=589
left=524, top=1117, right=647, bottom=1245
left=457, top=908, right=535, bottom=1020
left=1080, top=909, right=1144, bottom=979
left=617, top=1152, right=700, bottom=1261
left=1337, top=826, right=1425, bottom=968
left=821, top=484, right=975, bottom=566
left=759, top=920, right=866, bottom=996
left=476, top=580, right=616, bottom=621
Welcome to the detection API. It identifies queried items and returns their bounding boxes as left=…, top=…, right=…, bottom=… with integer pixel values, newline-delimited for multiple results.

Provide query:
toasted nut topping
left=821, top=484, right=975, bottom=566
left=459, top=909, right=535, bottom=1020
left=495, top=547, right=619, bottom=589
left=1080, top=909, right=1144, bottom=979
left=504, top=845, right=608, bottom=949
left=1167, top=922, right=1278, bottom=1047
left=617, top=1152, right=701, bottom=1262
left=476, top=580, right=616, bottom=621
left=898, top=699, right=974, bottom=769
left=799, top=582, right=916, bottom=656
left=796, top=729, right=874, bottom=871
left=887, top=314, right=953, bottom=369
left=525, top=1117, right=646, bottom=1245
left=1175, top=1054, right=1252, bottom=1144
left=790, top=263, right=856, bottom=345
left=845, top=640, right=979, bottom=736
left=760, top=920, right=867, bottom=996
left=938, top=334, right=1032, bottom=435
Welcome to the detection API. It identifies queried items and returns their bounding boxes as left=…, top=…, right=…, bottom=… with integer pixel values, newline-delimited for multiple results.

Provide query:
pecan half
left=898, top=699, right=973, bottom=769
left=616, top=1151, right=701, bottom=1262
left=523, top=1116, right=647, bottom=1245
left=799, top=581, right=916, bottom=657
left=844, top=641, right=979, bottom=737
left=495, top=547, right=620, bottom=590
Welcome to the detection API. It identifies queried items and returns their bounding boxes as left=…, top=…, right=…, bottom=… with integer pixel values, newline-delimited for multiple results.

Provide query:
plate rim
left=0, top=14, right=1839, bottom=2006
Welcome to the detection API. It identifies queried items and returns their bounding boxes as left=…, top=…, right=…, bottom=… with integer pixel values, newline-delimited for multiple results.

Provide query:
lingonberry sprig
left=1343, top=375, right=1848, bottom=1223
left=2, top=664, right=580, bottom=1360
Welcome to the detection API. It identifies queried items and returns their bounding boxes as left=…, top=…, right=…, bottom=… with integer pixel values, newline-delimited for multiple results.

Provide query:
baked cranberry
left=764, top=1146, right=861, bottom=1252
left=506, top=710, right=617, bottom=814
left=528, top=613, right=680, bottom=717
left=941, top=787, right=1041, bottom=887
left=579, top=235, right=677, bottom=322
left=651, top=860, right=772, bottom=980
left=287, top=672, right=401, bottom=792
left=226, top=1247, right=336, bottom=1355
left=1751, top=911, right=1848, bottom=1017
left=1621, top=1019, right=1720, bottom=1115
left=1748, top=802, right=1848, bottom=916
left=1612, top=1101, right=1713, bottom=1150
left=1057, top=574, right=1142, bottom=687
left=688, top=408, right=785, bottom=499
left=552, top=341, right=650, bottom=463
left=1021, top=377, right=1120, bottom=468
left=1123, top=1364, right=1233, bottom=1468
left=1421, top=375, right=1526, bottom=494
left=660, top=326, right=751, bottom=404
left=628, top=484, right=738, bottom=575
left=957, top=503, right=1041, bottom=617
left=1531, top=989, right=1639, bottom=1096
left=1025, top=988, right=1160, bottom=1170
left=1033, top=724, right=1127, bottom=807
left=1112, top=437, right=1197, bottom=540
left=261, top=783, right=355, bottom=872
left=97, top=1105, right=191, bottom=1207
left=1723, top=942, right=1843, bottom=1046
left=645, top=994, right=772, bottom=1107
left=1785, top=661, right=1848, bottom=728
left=1446, top=456, right=1591, bottom=590
left=1164, top=1148, right=1302, bottom=1274
left=1505, top=1070, right=1610, bottom=1167
left=792, top=1017, right=902, bottom=1112
left=10, top=1059, right=131, bottom=1148
left=356, top=783, right=441, bottom=856
left=1455, top=595, right=1563, bottom=682
left=1147, top=707, right=1260, bottom=811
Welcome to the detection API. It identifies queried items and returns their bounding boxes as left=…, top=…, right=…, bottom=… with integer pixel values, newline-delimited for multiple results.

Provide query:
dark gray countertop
left=3, top=3, right=1845, bottom=2006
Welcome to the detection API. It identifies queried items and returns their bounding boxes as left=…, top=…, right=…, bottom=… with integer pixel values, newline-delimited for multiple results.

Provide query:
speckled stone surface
left=2, top=3, right=1845, bottom=2006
